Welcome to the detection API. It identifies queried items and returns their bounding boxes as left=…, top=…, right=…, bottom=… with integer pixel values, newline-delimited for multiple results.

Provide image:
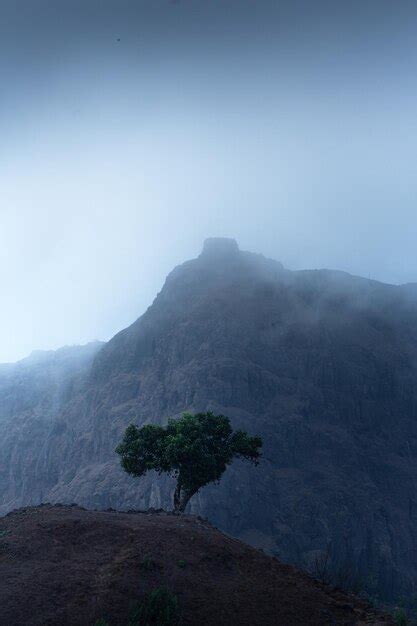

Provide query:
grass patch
left=129, top=587, right=180, bottom=626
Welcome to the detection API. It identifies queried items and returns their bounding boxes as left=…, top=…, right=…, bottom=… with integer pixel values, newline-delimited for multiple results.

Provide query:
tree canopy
left=116, top=412, right=262, bottom=512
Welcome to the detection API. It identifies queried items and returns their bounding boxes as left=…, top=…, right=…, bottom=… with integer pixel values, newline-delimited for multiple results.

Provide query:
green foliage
left=394, top=608, right=409, bottom=626
left=116, top=412, right=262, bottom=512
left=128, top=587, right=179, bottom=626
left=140, top=556, right=158, bottom=572
left=177, top=559, right=187, bottom=569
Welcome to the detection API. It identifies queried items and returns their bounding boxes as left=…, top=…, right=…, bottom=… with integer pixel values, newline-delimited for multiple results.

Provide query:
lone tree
left=116, top=412, right=262, bottom=513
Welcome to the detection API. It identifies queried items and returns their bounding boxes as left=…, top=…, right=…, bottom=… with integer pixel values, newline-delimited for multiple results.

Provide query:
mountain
left=0, top=504, right=394, bottom=625
left=2, top=238, right=417, bottom=604
left=0, top=342, right=104, bottom=509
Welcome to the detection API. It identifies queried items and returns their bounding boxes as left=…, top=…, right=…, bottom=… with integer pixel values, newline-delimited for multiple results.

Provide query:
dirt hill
left=0, top=504, right=393, bottom=626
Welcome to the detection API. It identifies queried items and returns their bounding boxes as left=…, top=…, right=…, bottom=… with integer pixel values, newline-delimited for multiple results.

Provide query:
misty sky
left=2, top=0, right=417, bottom=362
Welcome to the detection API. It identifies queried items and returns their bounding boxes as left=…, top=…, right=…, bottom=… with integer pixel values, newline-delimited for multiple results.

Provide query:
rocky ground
left=0, top=504, right=394, bottom=625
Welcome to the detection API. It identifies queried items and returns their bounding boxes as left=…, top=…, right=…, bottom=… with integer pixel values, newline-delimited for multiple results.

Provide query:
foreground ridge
left=0, top=505, right=393, bottom=626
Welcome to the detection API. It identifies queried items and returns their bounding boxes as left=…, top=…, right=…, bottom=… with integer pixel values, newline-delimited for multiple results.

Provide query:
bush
left=129, top=587, right=179, bottom=626
left=140, top=556, right=158, bottom=572
left=394, top=608, right=409, bottom=626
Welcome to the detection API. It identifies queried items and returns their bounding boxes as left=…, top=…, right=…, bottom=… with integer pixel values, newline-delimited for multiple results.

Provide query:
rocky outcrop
left=2, top=239, right=417, bottom=603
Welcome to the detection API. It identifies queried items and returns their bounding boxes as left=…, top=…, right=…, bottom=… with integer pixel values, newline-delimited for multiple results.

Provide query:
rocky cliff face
left=0, top=342, right=103, bottom=510
left=2, top=239, right=417, bottom=603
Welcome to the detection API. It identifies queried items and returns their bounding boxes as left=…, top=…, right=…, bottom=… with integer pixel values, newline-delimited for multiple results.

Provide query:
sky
left=1, top=0, right=417, bottom=362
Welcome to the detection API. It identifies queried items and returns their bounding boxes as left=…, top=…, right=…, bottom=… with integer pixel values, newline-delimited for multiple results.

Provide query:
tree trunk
left=173, top=483, right=194, bottom=513
left=178, top=490, right=192, bottom=513
left=173, top=482, right=182, bottom=513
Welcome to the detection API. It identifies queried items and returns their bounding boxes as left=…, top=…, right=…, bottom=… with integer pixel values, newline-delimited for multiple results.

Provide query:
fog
left=2, top=0, right=417, bottom=362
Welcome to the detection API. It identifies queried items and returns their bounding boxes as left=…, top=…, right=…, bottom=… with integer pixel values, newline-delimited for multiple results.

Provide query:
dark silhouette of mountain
left=0, top=504, right=394, bottom=625
left=2, top=238, right=417, bottom=603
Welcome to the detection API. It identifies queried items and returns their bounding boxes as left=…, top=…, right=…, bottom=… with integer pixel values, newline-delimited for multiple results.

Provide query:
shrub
left=140, top=556, right=158, bottom=572
left=394, top=608, right=409, bottom=626
left=128, top=587, right=179, bottom=626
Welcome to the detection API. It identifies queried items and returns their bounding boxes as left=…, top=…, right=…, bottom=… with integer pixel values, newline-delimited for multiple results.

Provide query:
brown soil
left=0, top=505, right=393, bottom=626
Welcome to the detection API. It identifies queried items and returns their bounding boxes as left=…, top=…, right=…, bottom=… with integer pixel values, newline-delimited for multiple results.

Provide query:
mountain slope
left=0, top=504, right=394, bottom=625
left=0, top=342, right=104, bottom=510
left=1, top=239, right=417, bottom=603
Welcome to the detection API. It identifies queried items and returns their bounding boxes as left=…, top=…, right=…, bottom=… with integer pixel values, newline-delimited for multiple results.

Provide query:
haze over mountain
left=2, top=238, right=417, bottom=605
left=3, top=0, right=417, bottom=362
